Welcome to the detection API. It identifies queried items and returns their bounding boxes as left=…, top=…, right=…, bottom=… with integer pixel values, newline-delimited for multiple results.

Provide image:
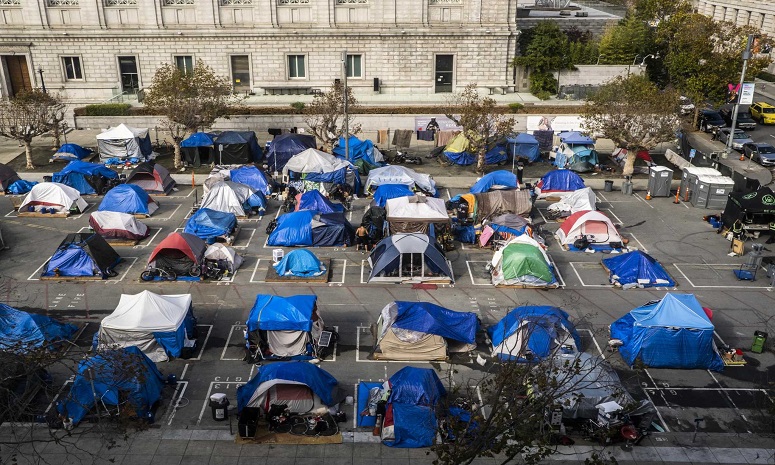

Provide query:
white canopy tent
left=386, top=195, right=449, bottom=234
left=282, top=148, right=351, bottom=175
left=365, top=165, right=436, bottom=195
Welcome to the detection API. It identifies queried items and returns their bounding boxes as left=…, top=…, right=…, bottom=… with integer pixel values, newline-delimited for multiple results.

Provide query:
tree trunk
left=24, top=140, right=34, bottom=170
left=692, top=106, right=700, bottom=129
left=323, top=141, right=333, bottom=153
left=476, top=148, right=486, bottom=174
left=622, top=151, right=636, bottom=177
left=52, top=122, right=62, bottom=149
left=173, top=141, right=182, bottom=168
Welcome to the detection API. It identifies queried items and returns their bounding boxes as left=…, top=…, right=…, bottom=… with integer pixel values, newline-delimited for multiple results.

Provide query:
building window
left=336, top=0, right=367, bottom=3
left=221, top=0, right=251, bottom=4
left=278, top=0, right=309, bottom=3
left=346, top=54, right=362, bottom=78
left=162, top=0, right=193, bottom=5
left=429, top=0, right=461, bottom=3
left=105, top=0, right=137, bottom=5
left=47, top=0, right=79, bottom=5
left=288, top=55, right=306, bottom=79
left=62, top=56, right=83, bottom=80
left=0, top=0, right=22, bottom=4
left=175, top=56, right=194, bottom=74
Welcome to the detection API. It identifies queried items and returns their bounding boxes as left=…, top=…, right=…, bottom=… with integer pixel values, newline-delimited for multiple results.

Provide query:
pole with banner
left=724, top=34, right=756, bottom=159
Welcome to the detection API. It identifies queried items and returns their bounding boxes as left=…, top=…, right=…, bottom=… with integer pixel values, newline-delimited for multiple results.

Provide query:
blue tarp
left=53, top=144, right=92, bottom=161
left=268, top=210, right=314, bottom=246
left=98, top=184, right=154, bottom=215
left=384, top=367, right=446, bottom=448
left=52, top=161, right=118, bottom=195
left=444, top=150, right=476, bottom=166
left=237, top=362, right=339, bottom=412
left=0, top=304, right=77, bottom=353
left=273, top=249, right=325, bottom=277
left=7, top=180, right=37, bottom=195
left=470, top=171, right=518, bottom=194
left=230, top=166, right=274, bottom=196
left=538, top=170, right=585, bottom=192
left=484, top=143, right=509, bottom=165
left=373, top=184, right=414, bottom=207
left=180, top=132, right=215, bottom=148
left=508, top=133, right=540, bottom=162
left=183, top=208, right=237, bottom=243
left=602, top=251, right=676, bottom=288
left=297, top=190, right=345, bottom=214
left=391, top=301, right=478, bottom=344
left=43, top=245, right=96, bottom=277
left=57, top=346, right=164, bottom=425
left=334, top=136, right=377, bottom=165
left=247, top=294, right=317, bottom=332
left=559, top=131, right=594, bottom=145
left=611, top=293, right=723, bottom=371
left=266, top=133, right=316, bottom=172
left=488, top=306, right=582, bottom=362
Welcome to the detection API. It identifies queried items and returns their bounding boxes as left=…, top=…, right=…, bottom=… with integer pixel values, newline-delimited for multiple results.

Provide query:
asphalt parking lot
left=1, top=176, right=775, bottom=455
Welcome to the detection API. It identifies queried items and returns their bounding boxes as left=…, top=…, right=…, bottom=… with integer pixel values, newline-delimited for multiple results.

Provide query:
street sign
left=740, top=82, right=755, bottom=105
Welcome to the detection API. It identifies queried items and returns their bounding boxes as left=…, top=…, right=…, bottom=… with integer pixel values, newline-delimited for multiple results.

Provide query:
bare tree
left=444, top=84, right=515, bottom=174
left=304, top=82, right=361, bottom=153
left=0, top=90, right=65, bottom=169
left=50, top=103, right=68, bottom=149
left=143, top=60, right=238, bottom=168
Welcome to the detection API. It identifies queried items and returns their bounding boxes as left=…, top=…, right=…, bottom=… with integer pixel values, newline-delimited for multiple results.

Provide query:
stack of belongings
left=545, top=186, right=596, bottom=219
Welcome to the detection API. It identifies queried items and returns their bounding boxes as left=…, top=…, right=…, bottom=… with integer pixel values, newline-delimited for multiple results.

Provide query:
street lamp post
left=596, top=54, right=605, bottom=65
left=342, top=50, right=349, bottom=161
left=627, top=54, right=657, bottom=77
left=37, top=68, right=46, bottom=94
left=724, top=34, right=756, bottom=160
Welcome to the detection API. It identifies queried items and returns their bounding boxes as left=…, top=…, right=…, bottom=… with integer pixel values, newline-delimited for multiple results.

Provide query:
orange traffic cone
left=673, top=188, right=681, bottom=204
left=740, top=154, right=745, bottom=161
left=645, top=191, right=652, bottom=200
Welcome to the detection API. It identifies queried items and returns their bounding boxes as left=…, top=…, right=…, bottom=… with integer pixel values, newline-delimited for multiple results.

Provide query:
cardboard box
left=732, top=239, right=744, bottom=255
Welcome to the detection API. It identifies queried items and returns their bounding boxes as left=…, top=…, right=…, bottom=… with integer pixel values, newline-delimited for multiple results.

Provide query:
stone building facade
left=0, top=0, right=522, bottom=102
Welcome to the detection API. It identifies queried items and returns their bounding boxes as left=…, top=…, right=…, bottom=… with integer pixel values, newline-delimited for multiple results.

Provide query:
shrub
left=290, top=102, right=306, bottom=113
left=533, top=90, right=553, bottom=101
left=83, top=103, right=132, bottom=116
left=508, top=102, right=525, bottom=112
left=757, top=71, right=775, bottom=82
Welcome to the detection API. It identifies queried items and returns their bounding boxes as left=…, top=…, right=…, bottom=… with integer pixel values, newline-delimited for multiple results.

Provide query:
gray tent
left=96, top=124, right=153, bottom=161
left=474, top=189, right=532, bottom=221
left=368, top=233, right=452, bottom=283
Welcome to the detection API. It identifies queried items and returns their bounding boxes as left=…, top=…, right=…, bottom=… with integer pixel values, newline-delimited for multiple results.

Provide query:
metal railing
left=101, top=89, right=143, bottom=104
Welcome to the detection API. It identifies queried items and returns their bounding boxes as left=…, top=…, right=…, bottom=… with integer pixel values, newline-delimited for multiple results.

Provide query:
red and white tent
left=89, top=211, right=150, bottom=241
left=555, top=210, right=621, bottom=246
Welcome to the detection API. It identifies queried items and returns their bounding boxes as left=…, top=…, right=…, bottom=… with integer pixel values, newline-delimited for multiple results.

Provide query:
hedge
left=82, top=103, right=132, bottom=116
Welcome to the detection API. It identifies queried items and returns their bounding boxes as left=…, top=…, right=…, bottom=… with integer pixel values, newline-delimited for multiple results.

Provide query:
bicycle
left=286, top=413, right=338, bottom=436
left=140, top=266, right=177, bottom=281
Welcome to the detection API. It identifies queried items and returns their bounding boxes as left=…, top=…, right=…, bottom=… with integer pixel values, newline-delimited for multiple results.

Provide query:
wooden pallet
left=264, top=258, right=332, bottom=283
left=497, top=282, right=560, bottom=289
left=18, top=211, right=71, bottom=218
left=40, top=274, right=105, bottom=281
left=103, top=238, right=142, bottom=246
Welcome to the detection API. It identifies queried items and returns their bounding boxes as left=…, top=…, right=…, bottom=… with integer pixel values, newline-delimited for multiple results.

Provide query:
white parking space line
left=604, top=208, right=622, bottom=223
left=196, top=380, right=247, bottom=426
left=446, top=188, right=451, bottom=200
left=108, top=257, right=139, bottom=283
left=466, top=260, right=492, bottom=286
left=360, top=260, right=367, bottom=284
left=27, top=261, right=47, bottom=281
left=643, top=369, right=672, bottom=432
left=4, top=209, right=17, bottom=217
left=673, top=263, right=772, bottom=289
left=188, top=324, right=213, bottom=361
left=633, top=193, right=655, bottom=209
left=233, top=228, right=256, bottom=249
left=628, top=233, right=648, bottom=252
left=155, top=204, right=182, bottom=221
left=64, top=203, right=92, bottom=220
left=568, top=262, right=609, bottom=288
left=355, top=326, right=435, bottom=364
left=249, top=259, right=263, bottom=283
left=329, top=259, right=347, bottom=285
left=548, top=255, right=565, bottom=288
left=221, top=324, right=246, bottom=361
left=165, top=381, right=189, bottom=426
left=134, top=227, right=163, bottom=248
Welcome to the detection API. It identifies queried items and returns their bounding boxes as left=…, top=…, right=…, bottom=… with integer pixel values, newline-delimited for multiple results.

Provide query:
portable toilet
left=690, top=175, right=735, bottom=209
left=647, top=166, right=673, bottom=197
left=680, top=166, right=721, bottom=201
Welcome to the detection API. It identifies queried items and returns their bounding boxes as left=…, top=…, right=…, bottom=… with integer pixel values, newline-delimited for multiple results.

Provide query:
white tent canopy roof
left=365, top=165, right=436, bottom=194
left=282, top=148, right=351, bottom=174
left=96, top=123, right=149, bottom=140
left=386, top=195, right=448, bottom=221
left=101, top=290, right=192, bottom=331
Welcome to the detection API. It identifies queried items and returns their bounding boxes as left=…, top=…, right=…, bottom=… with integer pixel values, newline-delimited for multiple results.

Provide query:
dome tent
left=42, top=233, right=121, bottom=279
left=0, top=304, right=77, bottom=353
left=368, top=233, right=452, bottom=283
left=381, top=367, right=446, bottom=448
left=147, top=232, right=207, bottom=277
left=183, top=208, right=238, bottom=243
left=245, top=294, right=324, bottom=360
left=52, top=143, right=93, bottom=162
left=125, top=162, right=176, bottom=195
left=274, top=249, right=327, bottom=277
left=52, top=161, right=118, bottom=195
left=89, top=211, right=150, bottom=242
left=199, top=181, right=265, bottom=217
left=98, top=184, right=159, bottom=217
left=203, top=243, right=243, bottom=273
left=602, top=250, right=675, bottom=289
left=296, top=189, right=345, bottom=214
left=489, top=235, right=557, bottom=287
left=442, top=133, right=475, bottom=165
left=266, top=133, right=316, bottom=172
left=268, top=210, right=354, bottom=247
left=469, top=170, right=518, bottom=194
left=535, top=170, right=585, bottom=198
left=230, top=165, right=274, bottom=196
left=19, top=182, right=88, bottom=214
left=283, top=148, right=361, bottom=194
left=555, top=210, right=622, bottom=247
left=488, top=306, right=581, bottom=362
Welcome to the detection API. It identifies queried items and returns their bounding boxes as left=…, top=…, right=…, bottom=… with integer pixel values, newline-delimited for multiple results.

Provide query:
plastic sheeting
left=283, top=148, right=350, bottom=175
left=199, top=181, right=265, bottom=216
left=470, top=171, right=518, bottom=194
left=602, top=250, right=676, bottom=288
left=333, top=135, right=379, bottom=165
left=53, top=143, right=92, bottom=162
left=365, top=165, right=436, bottom=195
left=42, top=233, right=121, bottom=278
left=443, top=133, right=475, bottom=166
left=383, top=301, right=478, bottom=344
left=89, top=211, right=149, bottom=241
left=273, top=249, right=326, bottom=277
left=611, top=293, right=724, bottom=371
left=559, top=131, right=594, bottom=145
left=297, top=190, right=345, bottom=214
left=180, top=132, right=215, bottom=147
left=237, top=362, right=339, bottom=412
left=266, top=133, right=316, bottom=172
left=247, top=294, right=316, bottom=332
left=0, top=304, right=77, bottom=353
left=488, top=306, right=581, bottom=361
left=184, top=208, right=237, bottom=243
left=268, top=211, right=314, bottom=246
left=383, top=367, right=445, bottom=448
left=52, top=161, right=117, bottom=195
left=230, top=165, right=274, bottom=196
left=508, top=133, right=540, bottom=162
left=98, top=184, right=158, bottom=216
left=536, top=170, right=585, bottom=194
left=473, top=189, right=532, bottom=220
left=213, top=131, right=263, bottom=164
left=372, top=184, right=413, bottom=207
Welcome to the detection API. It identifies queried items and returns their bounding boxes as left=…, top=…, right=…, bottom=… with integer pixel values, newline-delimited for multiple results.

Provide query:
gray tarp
left=474, top=189, right=532, bottom=221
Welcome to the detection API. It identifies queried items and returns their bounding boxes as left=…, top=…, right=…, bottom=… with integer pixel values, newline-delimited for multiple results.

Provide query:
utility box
left=648, top=166, right=673, bottom=197
left=752, top=331, right=768, bottom=354
left=680, top=166, right=721, bottom=201
left=690, top=175, right=734, bottom=209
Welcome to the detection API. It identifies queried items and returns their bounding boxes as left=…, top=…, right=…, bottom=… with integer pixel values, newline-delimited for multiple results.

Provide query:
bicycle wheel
left=274, top=422, right=293, bottom=434
left=289, top=416, right=309, bottom=435
left=164, top=269, right=177, bottom=281
left=140, top=270, right=155, bottom=282
left=189, top=264, right=201, bottom=277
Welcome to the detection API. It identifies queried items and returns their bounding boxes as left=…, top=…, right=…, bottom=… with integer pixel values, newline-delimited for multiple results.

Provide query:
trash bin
left=209, top=393, right=229, bottom=421
left=752, top=331, right=768, bottom=354
left=604, top=180, right=614, bottom=192
left=238, top=407, right=260, bottom=438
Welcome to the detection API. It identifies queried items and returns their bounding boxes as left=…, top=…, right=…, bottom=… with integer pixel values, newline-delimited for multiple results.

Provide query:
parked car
left=750, top=101, right=775, bottom=124
left=697, top=110, right=726, bottom=133
left=743, top=142, right=775, bottom=166
left=679, top=96, right=695, bottom=115
left=719, top=107, right=757, bottom=131
left=717, top=128, right=754, bottom=151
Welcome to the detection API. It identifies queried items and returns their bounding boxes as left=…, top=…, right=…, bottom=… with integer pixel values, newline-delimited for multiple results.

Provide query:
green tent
left=490, top=236, right=556, bottom=287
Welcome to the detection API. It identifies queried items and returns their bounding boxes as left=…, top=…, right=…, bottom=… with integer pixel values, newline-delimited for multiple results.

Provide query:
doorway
left=117, top=56, right=139, bottom=94
left=2, top=55, right=32, bottom=96
left=231, top=55, right=250, bottom=94
left=434, top=54, right=454, bottom=93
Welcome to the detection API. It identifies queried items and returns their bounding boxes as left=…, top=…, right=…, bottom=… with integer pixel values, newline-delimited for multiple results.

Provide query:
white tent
left=555, top=210, right=622, bottom=246
left=89, top=211, right=149, bottom=241
left=204, top=243, right=243, bottom=272
left=19, top=182, right=88, bottom=214
left=283, top=148, right=351, bottom=174
left=96, top=124, right=152, bottom=160
left=386, top=195, right=449, bottom=234
left=199, top=181, right=256, bottom=217
left=546, top=187, right=597, bottom=217
left=365, top=165, right=436, bottom=195
left=97, top=291, right=195, bottom=362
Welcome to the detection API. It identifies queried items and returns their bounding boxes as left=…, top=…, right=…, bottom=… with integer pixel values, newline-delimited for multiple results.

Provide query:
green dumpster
left=752, top=331, right=768, bottom=354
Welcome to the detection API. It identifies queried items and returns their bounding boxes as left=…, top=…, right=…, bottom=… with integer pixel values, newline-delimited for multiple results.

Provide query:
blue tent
left=247, top=294, right=316, bottom=332
left=181, top=132, right=216, bottom=167
left=470, top=171, right=518, bottom=194
left=180, top=132, right=215, bottom=148
left=57, top=346, right=164, bottom=425
left=484, top=142, right=509, bottom=165
left=7, top=180, right=37, bottom=195
left=213, top=131, right=263, bottom=164
left=52, top=161, right=118, bottom=195
left=384, top=367, right=446, bottom=448
left=602, top=250, right=676, bottom=288
left=53, top=144, right=93, bottom=162
left=390, top=301, right=478, bottom=344
left=237, top=362, right=339, bottom=413
left=183, top=208, right=237, bottom=243
left=98, top=184, right=156, bottom=216
left=274, top=249, right=326, bottom=277
left=42, top=233, right=121, bottom=279
left=333, top=135, right=377, bottom=165
left=559, top=131, right=594, bottom=145
left=268, top=210, right=354, bottom=247
left=488, top=306, right=581, bottom=362
left=297, top=190, right=345, bottom=214
left=508, top=133, right=540, bottom=162
left=0, top=304, right=77, bottom=353
left=230, top=165, right=274, bottom=196
left=566, top=146, right=600, bottom=168
left=537, top=170, right=585, bottom=193
left=373, top=184, right=414, bottom=207
left=611, top=293, right=723, bottom=371
left=266, top=133, right=317, bottom=172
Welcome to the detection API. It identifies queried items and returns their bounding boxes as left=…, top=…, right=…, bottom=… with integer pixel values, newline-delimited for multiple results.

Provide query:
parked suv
left=697, top=110, right=726, bottom=133
left=750, top=101, right=775, bottom=124
left=719, top=107, right=757, bottom=131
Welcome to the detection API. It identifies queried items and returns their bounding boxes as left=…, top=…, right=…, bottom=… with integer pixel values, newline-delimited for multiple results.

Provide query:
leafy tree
left=514, top=21, right=573, bottom=97
left=597, top=15, right=655, bottom=65
left=582, top=75, right=679, bottom=176
left=143, top=60, right=236, bottom=168
left=0, top=90, right=65, bottom=169
left=444, top=84, right=515, bottom=174
left=304, top=82, right=361, bottom=153
left=633, top=0, right=692, bottom=24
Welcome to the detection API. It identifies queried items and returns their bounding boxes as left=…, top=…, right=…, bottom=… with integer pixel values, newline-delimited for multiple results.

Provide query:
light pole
left=627, top=54, right=657, bottom=77
left=596, top=54, right=605, bottom=65
left=37, top=68, right=46, bottom=94
left=724, top=34, right=756, bottom=159
left=342, top=50, right=349, bottom=161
